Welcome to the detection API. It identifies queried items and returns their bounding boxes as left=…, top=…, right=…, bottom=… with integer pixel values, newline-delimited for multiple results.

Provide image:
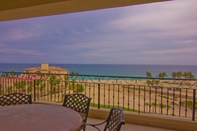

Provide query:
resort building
left=24, top=63, right=69, bottom=75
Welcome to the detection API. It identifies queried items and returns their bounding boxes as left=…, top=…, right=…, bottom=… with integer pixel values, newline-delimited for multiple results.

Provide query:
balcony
left=0, top=71, right=197, bottom=131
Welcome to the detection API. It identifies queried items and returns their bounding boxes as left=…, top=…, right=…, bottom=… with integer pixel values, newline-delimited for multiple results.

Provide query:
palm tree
left=158, top=73, right=162, bottom=78
left=64, top=75, right=69, bottom=93
left=154, top=80, right=160, bottom=85
left=183, top=72, right=194, bottom=84
left=158, top=72, right=167, bottom=78
left=183, top=72, right=189, bottom=79
left=176, top=71, right=183, bottom=84
left=147, top=80, right=152, bottom=86
left=158, top=72, right=167, bottom=82
left=171, top=72, right=177, bottom=79
left=176, top=71, right=183, bottom=79
left=162, top=72, right=167, bottom=78
left=10, top=70, right=15, bottom=77
left=187, top=72, right=195, bottom=79
left=146, top=71, right=153, bottom=78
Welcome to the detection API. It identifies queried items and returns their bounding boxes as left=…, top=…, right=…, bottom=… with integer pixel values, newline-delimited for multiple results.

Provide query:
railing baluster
left=185, top=89, right=188, bottom=117
left=108, top=84, right=110, bottom=108
left=138, top=85, right=140, bottom=114
left=127, top=85, right=130, bottom=111
left=123, top=85, right=125, bottom=110
left=143, top=86, right=146, bottom=113
left=160, top=87, right=163, bottom=114
left=98, top=83, right=100, bottom=109
left=192, top=89, right=196, bottom=121
left=118, top=84, right=120, bottom=108
left=154, top=87, right=157, bottom=114
left=33, top=80, right=36, bottom=101
left=172, top=88, right=175, bottom=116
left=179, top=89, right=181, bottom=117
left=149, top=86, right=151, bottom=113
left=104, top=84, right=106, bottom=108
left=167, top=88, right=169, bottom=115
left=133, top=86, right=135, bottom=111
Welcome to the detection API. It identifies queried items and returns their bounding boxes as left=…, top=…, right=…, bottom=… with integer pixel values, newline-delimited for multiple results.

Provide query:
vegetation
left=145, top=71, right=195, bottom=79
left=0, top=70, right=84, bottom=96
left=146, top=71, right=153, bottom=78
left=145, top=71, right=196, bottom=86
left=157, top=72, right=168, bottom=78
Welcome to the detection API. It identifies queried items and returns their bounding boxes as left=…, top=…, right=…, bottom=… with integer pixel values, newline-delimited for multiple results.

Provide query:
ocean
left=0, top=63, right=197, bottom=78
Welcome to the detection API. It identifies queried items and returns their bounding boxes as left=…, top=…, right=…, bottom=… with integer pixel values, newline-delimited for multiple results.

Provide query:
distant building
left=24, top=63, right=69, bottom=74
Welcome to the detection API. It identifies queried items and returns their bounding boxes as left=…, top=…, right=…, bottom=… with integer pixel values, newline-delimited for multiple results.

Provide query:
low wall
left=88, top=107, right=197, bottom=131
left=33, top=101, right=197, bottom=131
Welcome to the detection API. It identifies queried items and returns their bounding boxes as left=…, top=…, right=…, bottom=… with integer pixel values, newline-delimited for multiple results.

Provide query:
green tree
left=10, top=70, right=15, bottom=76
left=27, top=84, right=33, bottom=93
left=15, top=80, right=26, bottom=90
left=184, top=72, right=195, bottom=79
left=151, top=102, right=158, bottom=113
left=158, top=103, right=166, bottom=113
left=145, top=102, right=151, bottom=112
left=158, top=72, right=167, bottom=78
left=146, top=71, right=153, bottom=78
left=73, top=84, right=84, bottom=92
left=7, top=86, right=13, bottom=93
left=176, top=71, right=183, bottom=79
left=171, top=72, right=177, bottom=79
left=64, top=75, right=69, bottom=93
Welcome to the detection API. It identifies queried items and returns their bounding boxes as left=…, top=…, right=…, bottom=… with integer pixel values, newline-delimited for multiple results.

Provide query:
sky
left=0, top=0, right=197, bottom=65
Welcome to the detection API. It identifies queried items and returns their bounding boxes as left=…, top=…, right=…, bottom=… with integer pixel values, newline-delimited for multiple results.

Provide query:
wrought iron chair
left=0, top=93, right=32, bottom=106
left=85, top=108, right=125, bottom=131
left=62, top=93, right=92, bottom=131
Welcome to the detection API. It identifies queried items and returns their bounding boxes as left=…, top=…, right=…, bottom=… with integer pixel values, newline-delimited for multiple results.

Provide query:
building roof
left=0, top=0, right=170, bottom=22
left=24, top=66, right=68, bottom=72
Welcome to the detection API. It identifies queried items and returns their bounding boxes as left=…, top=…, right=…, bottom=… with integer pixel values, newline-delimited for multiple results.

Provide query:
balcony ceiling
left=0, top=0, right=168, bottom=22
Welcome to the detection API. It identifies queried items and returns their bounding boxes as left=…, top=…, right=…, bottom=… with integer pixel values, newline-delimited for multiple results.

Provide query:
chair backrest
left=104, top=108, right=125, bottom=131
left=0, top=93, right=32, bottom=106
left=62, top=93, right=92, bottom=123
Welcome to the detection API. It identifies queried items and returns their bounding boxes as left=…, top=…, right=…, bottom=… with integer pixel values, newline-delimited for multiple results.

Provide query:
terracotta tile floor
left=86, top=118, right=175, bottom=131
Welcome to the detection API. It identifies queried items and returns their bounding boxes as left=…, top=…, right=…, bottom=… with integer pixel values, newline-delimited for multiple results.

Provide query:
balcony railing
left=0, top=71, right=197, bottom=121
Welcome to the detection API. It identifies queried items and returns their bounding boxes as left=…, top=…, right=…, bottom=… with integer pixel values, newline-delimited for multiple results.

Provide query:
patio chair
left=62, top=93, right=92, bottom=131
left=0, top=93, right=32, bottom=106
left=85, top=108, right=125, bottom=131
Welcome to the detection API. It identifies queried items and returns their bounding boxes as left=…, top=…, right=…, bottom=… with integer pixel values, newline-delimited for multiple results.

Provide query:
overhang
left=0, top=0, right=169, bottom=22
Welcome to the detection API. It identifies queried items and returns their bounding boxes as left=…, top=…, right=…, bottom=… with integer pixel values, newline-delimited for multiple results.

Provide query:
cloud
left=143, top=47, right=197, bottom=55
left=108, top=0, right=197, bottom=38
left=0, top=22, right=44, bottom=43
left=0, top=48, right=46, bottom=56
left=0, top=0, right=197, bottom=65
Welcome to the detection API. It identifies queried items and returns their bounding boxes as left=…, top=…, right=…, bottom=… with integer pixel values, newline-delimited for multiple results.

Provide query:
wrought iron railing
left=0, top=71, right=196, bottom=121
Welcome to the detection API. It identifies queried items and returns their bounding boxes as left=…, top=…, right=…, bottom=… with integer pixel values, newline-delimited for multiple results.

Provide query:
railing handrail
left=0, top=71, right=197, bottom=81
left=0, top=71, right=196, bottom=121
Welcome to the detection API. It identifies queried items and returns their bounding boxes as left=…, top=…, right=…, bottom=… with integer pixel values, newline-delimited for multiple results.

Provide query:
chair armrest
left=84, top=120, right=107, bottom=131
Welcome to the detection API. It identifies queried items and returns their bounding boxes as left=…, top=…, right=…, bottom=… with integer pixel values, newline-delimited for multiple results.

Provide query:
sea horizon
left=0, top=63, right=197, bottom=78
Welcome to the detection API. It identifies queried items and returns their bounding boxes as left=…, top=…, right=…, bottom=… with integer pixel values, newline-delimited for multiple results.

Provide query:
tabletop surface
left=0, top=104, right=82, bottom=131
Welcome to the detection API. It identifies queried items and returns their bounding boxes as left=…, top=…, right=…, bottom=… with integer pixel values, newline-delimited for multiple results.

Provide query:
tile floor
left=85, top=118, right=176, bottom=131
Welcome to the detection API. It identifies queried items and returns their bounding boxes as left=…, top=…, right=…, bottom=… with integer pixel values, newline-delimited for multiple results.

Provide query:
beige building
left=24, top=63, right=69, bottom=75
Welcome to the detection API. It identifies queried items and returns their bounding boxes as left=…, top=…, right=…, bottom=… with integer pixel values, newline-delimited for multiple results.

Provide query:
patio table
left=0, top=104, right=82, bottom=131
